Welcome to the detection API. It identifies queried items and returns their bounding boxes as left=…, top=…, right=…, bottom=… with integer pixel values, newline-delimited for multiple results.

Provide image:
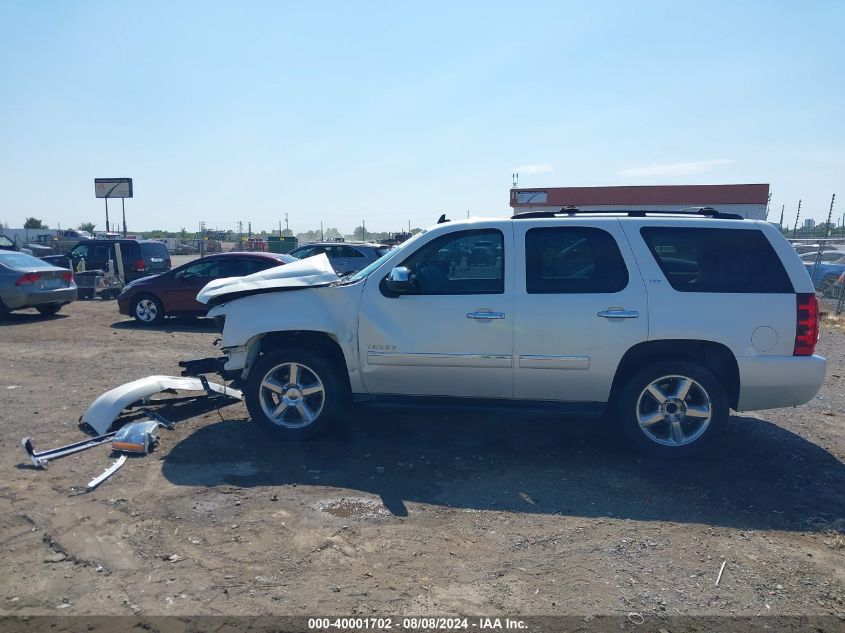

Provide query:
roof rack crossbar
left=511, top=206, right=743, bottom=220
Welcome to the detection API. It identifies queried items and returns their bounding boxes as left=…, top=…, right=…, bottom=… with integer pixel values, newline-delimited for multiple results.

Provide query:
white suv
left=197, top=208, right=826, bottom=457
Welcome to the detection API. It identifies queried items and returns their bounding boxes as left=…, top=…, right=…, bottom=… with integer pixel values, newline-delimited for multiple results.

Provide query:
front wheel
left=132, top=295, right=165, bottom=325
left=245, top=348, right=346, bottom=440
left=615, top=359, right=727, bottom=458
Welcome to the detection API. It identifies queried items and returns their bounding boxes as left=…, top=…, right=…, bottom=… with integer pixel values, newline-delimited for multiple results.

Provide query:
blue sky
left=0, top=1, right=842, bottom=233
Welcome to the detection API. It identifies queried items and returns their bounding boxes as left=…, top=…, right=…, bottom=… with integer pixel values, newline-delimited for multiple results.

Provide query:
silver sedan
left=0, top=251, right=77, bottom=319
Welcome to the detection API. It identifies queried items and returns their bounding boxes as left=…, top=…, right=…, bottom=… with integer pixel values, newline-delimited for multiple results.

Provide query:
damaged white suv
left=190, top=208, right=826, bottom=457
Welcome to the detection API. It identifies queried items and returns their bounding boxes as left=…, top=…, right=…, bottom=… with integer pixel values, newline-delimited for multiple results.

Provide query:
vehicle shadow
left=111, top=317, right=217, bottom=333
left=161, top=409, right=845, bottom=532
left=0, top=311, right=69, bottom=326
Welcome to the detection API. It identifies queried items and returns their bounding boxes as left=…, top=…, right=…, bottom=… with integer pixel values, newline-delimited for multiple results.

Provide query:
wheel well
left=609, top=340, right=740, bottom=410
left=251, top=330, right=351, bottom=393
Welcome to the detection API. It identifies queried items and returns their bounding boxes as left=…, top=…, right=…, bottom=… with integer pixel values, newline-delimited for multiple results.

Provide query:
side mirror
left=175, top=271, right=185, bottom=281
left=382, top=266, right=413, bottom=296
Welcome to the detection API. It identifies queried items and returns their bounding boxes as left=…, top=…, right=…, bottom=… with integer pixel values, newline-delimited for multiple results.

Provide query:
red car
left=117, top=251, right=295, bottom=324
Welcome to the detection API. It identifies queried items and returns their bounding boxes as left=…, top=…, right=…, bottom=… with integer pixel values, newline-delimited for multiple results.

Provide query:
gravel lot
left=0, top=292, right=843, bottom=620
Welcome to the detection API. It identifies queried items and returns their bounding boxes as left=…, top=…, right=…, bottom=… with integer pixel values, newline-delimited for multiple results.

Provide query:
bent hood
left=196, top=253, right=339, bottom=305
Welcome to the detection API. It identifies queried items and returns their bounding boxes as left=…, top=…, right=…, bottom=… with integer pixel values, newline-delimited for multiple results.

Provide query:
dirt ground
left=0, top=294, right=843, bottom=620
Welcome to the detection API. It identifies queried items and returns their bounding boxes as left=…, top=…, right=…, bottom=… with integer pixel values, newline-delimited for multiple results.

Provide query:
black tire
left=131, top=294, right=165, bottom=325
left=615, top=359, right=727, bottom=458
left=36, top=304, right=62, bottom=316
left=245, top=347, right=346, bottom=440
left=79, top=289, right=94, bottom=300
left=0, top=299, right=9, bottom=320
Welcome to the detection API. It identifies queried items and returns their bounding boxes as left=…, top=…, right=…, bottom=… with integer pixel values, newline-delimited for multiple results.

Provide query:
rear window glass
left=0, top=251, right=50, bottom=268
left=640, top=227, right=794, bottom=293
left=141, top=242, right=169, bottom=257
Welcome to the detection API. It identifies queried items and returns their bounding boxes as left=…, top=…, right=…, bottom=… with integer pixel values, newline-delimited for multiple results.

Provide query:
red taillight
left=134, top=259, right=145, bottom=272
left=15, top=272, right=41, bottom=286
left=794, top=293, right=819, bottom=356
left=62, top=271, right=73, bottom=283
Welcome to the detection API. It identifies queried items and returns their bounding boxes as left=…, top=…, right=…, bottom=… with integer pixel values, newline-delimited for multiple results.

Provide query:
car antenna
left=437, top=214, right=450, bottom=224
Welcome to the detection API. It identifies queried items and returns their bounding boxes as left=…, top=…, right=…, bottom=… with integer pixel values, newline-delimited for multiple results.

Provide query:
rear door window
left=640, top=227, right=794, bottom=293
left=525, top=227, right=628, bottom=293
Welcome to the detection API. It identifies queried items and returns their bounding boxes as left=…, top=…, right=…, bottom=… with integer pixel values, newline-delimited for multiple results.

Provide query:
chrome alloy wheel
left=259, top=362, right=326, bottom=429
left=635, top=375, right=712, bottom=447
left=135, top=298, right=158, bottom=322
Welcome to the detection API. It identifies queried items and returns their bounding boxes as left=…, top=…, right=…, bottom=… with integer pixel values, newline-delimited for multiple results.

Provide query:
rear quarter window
left=640, top=227, right=794, bottom=293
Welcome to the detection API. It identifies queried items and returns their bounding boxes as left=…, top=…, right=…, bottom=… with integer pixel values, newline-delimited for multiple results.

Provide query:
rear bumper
left=1, top=286, right=77, bottom=310
left=736, top=354, right=827, bottom=411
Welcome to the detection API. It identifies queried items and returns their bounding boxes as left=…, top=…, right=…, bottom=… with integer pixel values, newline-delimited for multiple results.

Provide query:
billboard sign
left=95, top=178, right=133, bottom=199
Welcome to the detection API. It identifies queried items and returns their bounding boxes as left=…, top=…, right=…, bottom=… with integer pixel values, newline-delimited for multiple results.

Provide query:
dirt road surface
left=0, top=299, right=843, bottom=620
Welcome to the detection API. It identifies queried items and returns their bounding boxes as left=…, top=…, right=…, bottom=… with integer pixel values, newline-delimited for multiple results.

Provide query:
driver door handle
left=597, top=309, right=639, bottom=319
left=467, top=311, right=506, bottom=320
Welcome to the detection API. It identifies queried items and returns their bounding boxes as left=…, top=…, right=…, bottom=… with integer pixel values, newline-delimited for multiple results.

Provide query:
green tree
left=78, top=221, right=96, bottom=233
left=24, top=217, right=47, bottom=229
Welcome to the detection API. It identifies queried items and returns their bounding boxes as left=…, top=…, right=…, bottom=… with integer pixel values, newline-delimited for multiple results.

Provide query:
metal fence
left=789, top=235, right=845, bottom=314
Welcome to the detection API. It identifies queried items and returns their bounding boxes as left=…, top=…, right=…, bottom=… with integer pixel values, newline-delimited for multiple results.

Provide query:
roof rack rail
left=511, top=206, right=744, bottom=220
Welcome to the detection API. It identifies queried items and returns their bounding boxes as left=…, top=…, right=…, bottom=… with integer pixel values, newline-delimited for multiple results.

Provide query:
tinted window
left=182, top=259, right=222, bottom=277
left=399, top=229, right=503, bottom=294
left=241, top=258, right=277, bottom=275
left=338, top=246, right=365, bottom=257
left=640, top=227, right=794, bottom=293
left=525, top=227, right=628, bottom=294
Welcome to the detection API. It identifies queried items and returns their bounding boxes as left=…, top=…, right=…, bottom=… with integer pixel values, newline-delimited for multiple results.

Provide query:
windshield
left=345, top=231, right=427, bottom=283
left=0, top=235, right=13, bottom=248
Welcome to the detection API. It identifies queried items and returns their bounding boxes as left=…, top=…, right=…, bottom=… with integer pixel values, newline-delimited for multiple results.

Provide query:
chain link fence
left=789, top=236, right=845, bottom=315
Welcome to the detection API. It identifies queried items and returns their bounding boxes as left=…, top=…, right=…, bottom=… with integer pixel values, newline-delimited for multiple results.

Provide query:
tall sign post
left=95, top=178, right=133, bottom=236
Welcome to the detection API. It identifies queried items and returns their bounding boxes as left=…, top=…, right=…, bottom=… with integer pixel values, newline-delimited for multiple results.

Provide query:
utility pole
left=792, top=200, right=802, bottom=239
left=104, top=198, right=110, bottom=236
left=320, top=221, right=324, bottom=241
left=362, top=220, right=366, bottom=242
left=121, top=198, right=127, bottom=237
left=279, top=220, right=282, bottom=237
left=285, top=212, right=289, bottom=232
left=765, top=192, right=772, bottom=221
left=778, top=205, right=785, bottom=230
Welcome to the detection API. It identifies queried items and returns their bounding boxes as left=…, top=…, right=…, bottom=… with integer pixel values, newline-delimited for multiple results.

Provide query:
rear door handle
left=467, top=311, right=506, bottom=320
left=597, top=309, right=639, bottom=319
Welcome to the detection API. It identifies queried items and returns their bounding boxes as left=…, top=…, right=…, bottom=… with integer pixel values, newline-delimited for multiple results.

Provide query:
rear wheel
left=0, top=299, right=9, bottom=320
left=36, top=304, right=62, bottom=316
left=245, top=347, right=346, bottom=440
left=616, top=359, right=727, bottom=458
left=132, top=295, right=164, bottom=325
